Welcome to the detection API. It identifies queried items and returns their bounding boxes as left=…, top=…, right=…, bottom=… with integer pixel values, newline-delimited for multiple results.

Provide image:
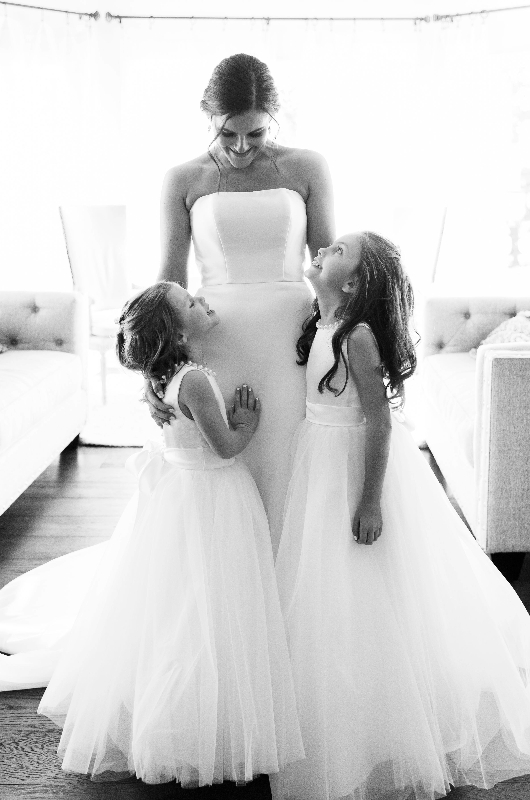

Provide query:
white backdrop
left=1, top=2, right=529, bottom=295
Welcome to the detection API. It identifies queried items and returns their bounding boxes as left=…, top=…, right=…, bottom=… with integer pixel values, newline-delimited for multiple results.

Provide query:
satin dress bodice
left=190, top=188, right=307, bottom=285
left=188, top=187, right=312, bottom=553
left=305, top=326, right=365, bottom=428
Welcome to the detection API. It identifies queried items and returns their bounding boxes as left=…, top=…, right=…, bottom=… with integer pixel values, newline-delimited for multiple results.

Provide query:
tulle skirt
left=38, top=452, right=304, bottom=786
left=273, top=416, right=530, bottom=800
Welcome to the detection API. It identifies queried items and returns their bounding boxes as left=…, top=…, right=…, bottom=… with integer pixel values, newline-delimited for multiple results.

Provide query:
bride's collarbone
left=195, top=150, right=308, bottom=199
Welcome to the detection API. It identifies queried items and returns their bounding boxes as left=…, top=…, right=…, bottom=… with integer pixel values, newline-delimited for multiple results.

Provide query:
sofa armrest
left=0, top=291, right=89, bottom=388
left=421, top=296, right=530, bottom=359
left=474, top=343, right=530, bottom=552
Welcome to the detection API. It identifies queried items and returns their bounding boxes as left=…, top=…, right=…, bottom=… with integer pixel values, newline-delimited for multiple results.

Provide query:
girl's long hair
left=296, top=232, right=417, bottom=408
left=116, top=281, right=188, bottom=386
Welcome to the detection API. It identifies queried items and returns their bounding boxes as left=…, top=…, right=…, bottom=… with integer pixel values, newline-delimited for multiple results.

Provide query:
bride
left=0, top=53, right=335, bottom=690
left=147, top=52, right=335, bottom=549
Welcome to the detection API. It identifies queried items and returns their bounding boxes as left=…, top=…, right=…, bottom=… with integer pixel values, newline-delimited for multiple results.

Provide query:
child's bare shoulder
left=179, top=367, right=214, bottom=396
left=347, top=324, right=381, bottom=366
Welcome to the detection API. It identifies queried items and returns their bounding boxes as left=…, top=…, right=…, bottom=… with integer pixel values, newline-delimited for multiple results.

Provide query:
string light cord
left=1, top=3, right=530, bottom=25
left=0, top=0, right=99, bottom=18
left=105, top=7, right=530, bottom=23
left=105, top=13, right=430, bottom=23
left=433, top=4, right=530, bottom=21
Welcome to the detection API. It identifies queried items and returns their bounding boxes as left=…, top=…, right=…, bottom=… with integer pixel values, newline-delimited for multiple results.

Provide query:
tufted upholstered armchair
left=420, top=295, right=530, bottom=554
left=0, top=291, right=89, bottom=516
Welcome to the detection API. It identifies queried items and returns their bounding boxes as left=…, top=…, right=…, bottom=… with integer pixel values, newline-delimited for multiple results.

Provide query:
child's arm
left=347, top=326, right=392, bottom=545
left=179, top=372, right=260, bottom=459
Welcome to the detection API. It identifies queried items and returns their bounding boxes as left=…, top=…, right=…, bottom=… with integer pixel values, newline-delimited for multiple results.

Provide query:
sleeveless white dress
left=0, top=187, right=311, bottom=691
left=273, top=325, right=530, bottom=800
left=34, top=363, right=304, bottom=785
left=191, top=188, right=311, bottom=553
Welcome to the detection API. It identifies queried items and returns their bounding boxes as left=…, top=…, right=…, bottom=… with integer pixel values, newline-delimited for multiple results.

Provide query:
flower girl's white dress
left=37, top=363, right=304, bottom=786
left=273, top=323, right=530, bottom=800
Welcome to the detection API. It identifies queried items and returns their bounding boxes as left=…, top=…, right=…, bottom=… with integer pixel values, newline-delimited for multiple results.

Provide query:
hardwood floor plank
left=1, top=498, right=131, bottom=517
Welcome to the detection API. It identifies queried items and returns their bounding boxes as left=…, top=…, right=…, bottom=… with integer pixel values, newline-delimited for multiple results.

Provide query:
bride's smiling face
left=211, top=110, right=270, bottom=169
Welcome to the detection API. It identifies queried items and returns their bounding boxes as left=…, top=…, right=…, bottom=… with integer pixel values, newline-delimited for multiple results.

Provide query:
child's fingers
left=352, top=513, right=360, bottom=542
left=241, top=384, right=249, bottom=407
left=254, top=396, right=261, bottom=413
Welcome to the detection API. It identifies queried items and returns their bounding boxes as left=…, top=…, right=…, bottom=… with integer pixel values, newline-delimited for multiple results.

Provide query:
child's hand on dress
left=352, top=499, right=383, bottom=545
left=229, top=385, right=261, bottom=435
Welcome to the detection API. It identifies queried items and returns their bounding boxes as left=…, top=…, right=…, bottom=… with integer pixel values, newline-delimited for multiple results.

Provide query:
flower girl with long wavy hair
left=274, top=231, right=530, bottom=800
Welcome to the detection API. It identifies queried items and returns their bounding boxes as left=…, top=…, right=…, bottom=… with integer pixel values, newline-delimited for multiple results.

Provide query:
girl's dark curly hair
left=200, top=53, right=281, bottom=182
left=296, top=232, right=417, bottom=409
left=116, top=281, right=188, bottom=386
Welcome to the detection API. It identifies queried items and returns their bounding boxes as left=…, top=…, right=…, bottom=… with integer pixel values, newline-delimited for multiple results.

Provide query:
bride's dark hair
left=116, top=282, right=188, bottom=386
left=200, top=53, right=280, bottom=118
left=296, top=232, right=417, bottom=409
left=200, top=54, right=281, bottom=179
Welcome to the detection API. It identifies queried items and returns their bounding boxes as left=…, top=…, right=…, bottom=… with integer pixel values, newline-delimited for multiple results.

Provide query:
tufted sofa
left=420, top=295, right=530, bottom=554
left=0, top=292, right=89, bottom=516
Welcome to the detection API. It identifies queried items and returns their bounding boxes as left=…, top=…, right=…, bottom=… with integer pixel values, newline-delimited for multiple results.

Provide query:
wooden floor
left=1, top=445, right=530, bottom=800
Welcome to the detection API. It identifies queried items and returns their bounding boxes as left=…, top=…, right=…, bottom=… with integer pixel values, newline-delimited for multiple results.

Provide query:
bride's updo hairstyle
left=117, top=282, right=188, bottom=386
left=296, top=232, right=417, bottom=409
left=200, top=53, right=280, bottom=119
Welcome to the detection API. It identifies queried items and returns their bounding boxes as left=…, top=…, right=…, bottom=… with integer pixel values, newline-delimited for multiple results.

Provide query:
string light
left=1, top=3, right=530, bottom=26
left=0, top=1, right=99, bottom=19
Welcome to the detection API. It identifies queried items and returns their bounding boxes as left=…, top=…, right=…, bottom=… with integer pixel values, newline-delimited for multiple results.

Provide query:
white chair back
left=59, top=205, right=130, bottom=311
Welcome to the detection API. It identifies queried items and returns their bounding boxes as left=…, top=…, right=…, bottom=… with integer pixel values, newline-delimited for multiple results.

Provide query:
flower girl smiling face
left=305, top=233, right=364, bottom=320
left=117, top=281, right=261, bottom=458
left=117, top=282, right=219, bottom=386
left=166, top=283, right=219, bottom=349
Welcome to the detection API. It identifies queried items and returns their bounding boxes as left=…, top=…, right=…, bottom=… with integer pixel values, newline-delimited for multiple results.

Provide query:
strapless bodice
left=190, top=188, right=307, bottom=285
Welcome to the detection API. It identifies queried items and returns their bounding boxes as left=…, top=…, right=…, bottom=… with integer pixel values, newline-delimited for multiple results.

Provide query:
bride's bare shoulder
left=276, top=145, right=329, bottom=171
left=275, top=146, right=331, bottom=196
left=162, top=154, right=218, bottom=206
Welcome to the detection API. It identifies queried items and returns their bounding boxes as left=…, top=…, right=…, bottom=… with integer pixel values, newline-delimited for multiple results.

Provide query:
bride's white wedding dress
left=0, top=187, right=311, bottom=692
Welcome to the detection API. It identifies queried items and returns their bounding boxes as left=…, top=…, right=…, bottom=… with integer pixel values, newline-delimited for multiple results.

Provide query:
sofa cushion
left=0, top=350, right=82, bottom=452
left=421, top=353, right=476, bottom=467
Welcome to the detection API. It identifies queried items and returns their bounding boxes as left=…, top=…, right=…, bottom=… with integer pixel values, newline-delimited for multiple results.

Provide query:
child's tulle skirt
left=38, top=446, right=304, bottom=786
left=274, top=415, right=530, bottom=800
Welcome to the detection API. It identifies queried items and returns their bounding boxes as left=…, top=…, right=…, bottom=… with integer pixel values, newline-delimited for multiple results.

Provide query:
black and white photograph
left=0, top=1, right=529, bottom=798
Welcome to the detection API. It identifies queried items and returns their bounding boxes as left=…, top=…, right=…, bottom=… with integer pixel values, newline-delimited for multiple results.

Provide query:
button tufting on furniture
left=0, top=291, right=89, bottom=516
left=420, top=295, right=530, bottom=554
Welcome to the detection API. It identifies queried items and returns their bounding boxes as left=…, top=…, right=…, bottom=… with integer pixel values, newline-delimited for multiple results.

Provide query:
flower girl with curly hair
left=39, top=281, right=303, bottom=788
